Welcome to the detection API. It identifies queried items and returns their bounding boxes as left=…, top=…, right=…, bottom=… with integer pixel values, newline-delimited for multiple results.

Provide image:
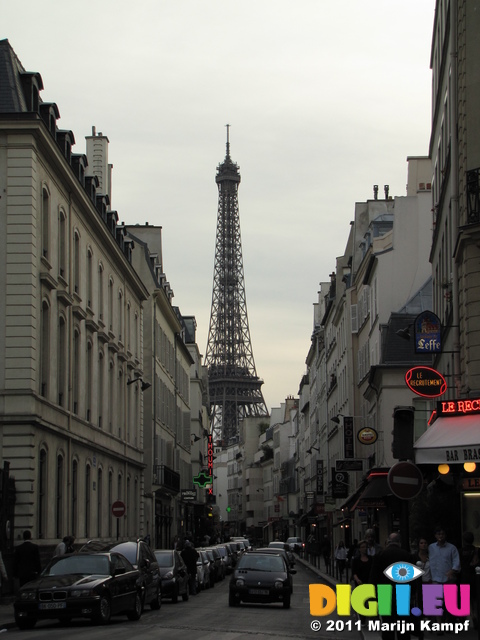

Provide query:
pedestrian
left=181, top=540, right=199, bottom=596
left=53, top=536, right=69, bottom=557
left=13, top=530, right=42, bottom=587
left=321, top=535, right=331, bottom=573
left=428, top=527, right=460, bottom=632
left=351, top=540, right=372, bottom=626
left=412, top=537, right=431, bottom=640
left=0, top=549, right=8, bottom=594
left=365, top=528, right=383, bottom=557
left=370, top=532, right=414, bottom=640
left=65, top=536, right=75, bottom=554
left=459, top=531, right=478, bottom=628
left=334, top=540, right=348, bottom=581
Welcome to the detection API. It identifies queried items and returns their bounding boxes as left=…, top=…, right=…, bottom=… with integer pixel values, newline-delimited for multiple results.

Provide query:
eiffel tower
left=205, top=127, right=269, bottom=444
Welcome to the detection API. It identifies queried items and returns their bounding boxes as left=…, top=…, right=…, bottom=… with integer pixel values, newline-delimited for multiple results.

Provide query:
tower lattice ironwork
left=205, top=127, right=268, bottom=444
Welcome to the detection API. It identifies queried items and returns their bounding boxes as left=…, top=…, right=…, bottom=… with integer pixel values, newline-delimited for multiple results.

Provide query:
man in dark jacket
left=13, top=530, right=42, bottom=586
left=181, top=540, right=199, bottom=595
left=369, top=532, right=414, bottom=640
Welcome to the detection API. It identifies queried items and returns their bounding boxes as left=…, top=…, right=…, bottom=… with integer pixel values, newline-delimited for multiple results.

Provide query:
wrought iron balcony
left=153, top=464, right=180, bottom=494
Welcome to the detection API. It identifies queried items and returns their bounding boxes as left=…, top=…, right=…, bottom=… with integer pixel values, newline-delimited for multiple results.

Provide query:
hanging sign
left=405, top=366, right=447, bottom=398
left=357, top=427, right=378, bottom=445
left=343, top=416, right=355, bottom=459
left=414, top=311, right=442, bottom=353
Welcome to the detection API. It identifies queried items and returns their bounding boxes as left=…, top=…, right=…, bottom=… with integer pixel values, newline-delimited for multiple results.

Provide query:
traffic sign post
left=112, top=500, right=126, bottom=540
left=387, top=462, right=423, bottom=500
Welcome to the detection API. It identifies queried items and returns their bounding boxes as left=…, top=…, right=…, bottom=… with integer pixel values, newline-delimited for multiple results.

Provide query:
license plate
left=248, top=589, right=269, bottom=595
left=39, top=602, right=67, bottom=610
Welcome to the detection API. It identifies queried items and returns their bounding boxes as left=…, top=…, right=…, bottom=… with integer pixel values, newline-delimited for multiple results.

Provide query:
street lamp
left=306, top=446, right=320, bottom=454
left=191, top=433, right=201, bottom=443
left=127, top=376, right=151, bottom=391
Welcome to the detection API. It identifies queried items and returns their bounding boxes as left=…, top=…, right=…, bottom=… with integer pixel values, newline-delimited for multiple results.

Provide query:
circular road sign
left=111, top=500, right=126, bottom=518
left=387, top=462, right=423, bottom=500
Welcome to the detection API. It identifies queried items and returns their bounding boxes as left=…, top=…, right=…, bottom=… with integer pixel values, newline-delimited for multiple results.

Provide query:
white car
left=286, top=537, right=305, bottom=553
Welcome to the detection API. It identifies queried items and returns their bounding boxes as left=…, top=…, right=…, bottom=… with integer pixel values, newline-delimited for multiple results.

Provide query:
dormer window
left=39, top=103, right=60, bottom=138
left=56, top=130, right=75, bottom=164
left=19, top=71, right=44, bottom=112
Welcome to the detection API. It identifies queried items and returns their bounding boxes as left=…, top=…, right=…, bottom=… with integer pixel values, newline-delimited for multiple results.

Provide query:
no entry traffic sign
left=111, top=500, right=126, bottom=518
left=387, top=462, right=423, bottom=500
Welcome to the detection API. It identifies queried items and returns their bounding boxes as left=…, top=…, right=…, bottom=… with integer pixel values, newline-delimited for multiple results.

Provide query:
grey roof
left=397, top=276, right=432, bottom=315
left=0, top=39, right=30, bottom=112
left=381, top=312, right=433, bottom=365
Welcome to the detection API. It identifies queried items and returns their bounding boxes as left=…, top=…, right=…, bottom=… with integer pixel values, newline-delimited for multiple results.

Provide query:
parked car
left=214, top=544, right=234, bottom=574
left=231, top=537, right=252, bottom=550
left=14, top=552, right=142, bottom=629
left=154, top=550, right=189, bottom=603
left=200, top=548, right=222, bottom=583
left=197, top=549, right=213, bottom=589
left=102, top=540, right=162, bottom=610
left=206, top=547, right=225, bottom=581
left=255, top=547, right=296, bottom=574
left=286, top=537, right=305, bottom=553
left=229, top=551, right=295, bottom=609
left=268, top=541, right=296, bottom=567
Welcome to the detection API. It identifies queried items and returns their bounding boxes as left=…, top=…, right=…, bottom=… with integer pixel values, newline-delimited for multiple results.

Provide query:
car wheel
left=283, top=596, right=291, bottom=609
left=150, top=585, right=162, bottom=610
left=94, top=595, right=112, bottom=625
left=229, top=593, right=239, bottom=607
left=127, top=592, right=142, bottom=621
left=15, top=614, right=37, bottom=630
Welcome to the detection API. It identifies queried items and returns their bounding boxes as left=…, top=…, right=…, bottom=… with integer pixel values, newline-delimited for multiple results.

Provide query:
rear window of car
left=155, top=551, right=173, bottom=567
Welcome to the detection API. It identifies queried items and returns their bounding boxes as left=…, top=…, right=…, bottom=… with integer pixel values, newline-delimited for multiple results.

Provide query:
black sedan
left=154, top=550, right=189, bottom=603
left=229, top=551, right=295, bottom=609
left=101, top=540, right=162, bottom=610
left=14, top=552, right=142, bottom=629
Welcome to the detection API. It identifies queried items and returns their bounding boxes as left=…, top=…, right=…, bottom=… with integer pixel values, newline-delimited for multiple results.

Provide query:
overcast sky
left=4, top=1, right=435, bottom=411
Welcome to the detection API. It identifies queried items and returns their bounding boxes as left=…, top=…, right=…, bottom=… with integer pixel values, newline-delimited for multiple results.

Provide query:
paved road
left=8, top=559, right=361, bottom=640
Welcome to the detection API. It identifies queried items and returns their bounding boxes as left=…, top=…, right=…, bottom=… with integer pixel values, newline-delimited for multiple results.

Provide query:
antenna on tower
left=225, top=123, right=231, bottom=159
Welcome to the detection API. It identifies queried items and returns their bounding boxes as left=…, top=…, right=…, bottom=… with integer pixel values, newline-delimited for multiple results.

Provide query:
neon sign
left=207, top=434, right=214, bottom=496
left=405, top=367, right=447, bottom=398
left=438, top=398, right=480, bottom=417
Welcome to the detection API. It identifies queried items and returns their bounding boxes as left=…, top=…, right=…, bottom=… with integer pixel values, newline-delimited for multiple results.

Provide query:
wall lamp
left=296, top=466, right=305, bottom=472
left=191, top=433, right=201, bottom=443
left=396, top=324, right=414, bottom=340
left=127, top=376, right=151, bottom=392
left=306, top=446, right=320, bottom=454
left=331, top=414, right=363, bottom=424
left=256, top=488, right=264, bottom=492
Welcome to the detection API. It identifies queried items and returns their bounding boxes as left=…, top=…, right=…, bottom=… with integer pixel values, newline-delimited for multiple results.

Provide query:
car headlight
left=20, top=591, right=36, bottom=601
left=235, top=578, right=245, bottom=587
left=71, top=589, right=94, bottom=597
left=164, top=571, right=174, bottom=580
left=274, top=580, right=284, bottom=589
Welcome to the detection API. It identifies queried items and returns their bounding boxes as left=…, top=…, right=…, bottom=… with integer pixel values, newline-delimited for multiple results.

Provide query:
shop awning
left=413, top=415, right=480, bottom=464
left=352, top=474, right=390, bottom=509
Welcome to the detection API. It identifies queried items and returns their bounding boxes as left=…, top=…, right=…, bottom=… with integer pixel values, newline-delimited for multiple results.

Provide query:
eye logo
left=383, top=562, right=424, bottom=583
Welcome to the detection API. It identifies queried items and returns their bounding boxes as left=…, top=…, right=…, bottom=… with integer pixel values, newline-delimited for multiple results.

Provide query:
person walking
left=181, top=540, right=199, bottom=596
left=13, top=530, right=42, bottom=587
left=365, top=528, right=383, bottom=557
left=334, top=540, right=348, bottom=581
left=370, top=532, right=414, bottom=640
left=351, top=540, right=372, bottom=626
left=0, top=550, right=8, bottom=595
left=53, top=536, right=69, bottom=557
left=412, top=537, right=431, bottom=640
left=428, top=527, right=460, bottom=632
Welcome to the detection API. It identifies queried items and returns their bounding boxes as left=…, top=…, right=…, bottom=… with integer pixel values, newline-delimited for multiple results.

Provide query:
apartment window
left=59, top=209, right=67, bottom=278
left=98, top=263, right=104, bottom=321
left=38, top=449, right=47, bottom=538
left=108, top=278, right=114, bottom=332
left=118, top=289, right=123, bottom=342
left=71, top=460, right=78, bottom=536
left=58, top=315, right=66, bottom=406
left=73, top=328, right=80, bottom=414
left=56, top=455, right=64, bottom=538
left=73, top=231, right=80, bottom=295
left=109, top=359, right=115, bottom=433
left=42, top=187, right=49, bottom=260
left=118, top=367, right=124, bottom=439
left=86, top=339, right=93, bottom=422
left=85, top=464, right=91, bottom=538
left=87, top=248, right=93, bottom=308
left=108, top=471, right=113, bottom=538
left=97, top=468, right=103, bottom=538
left=98, top=349, right=104, bottom=428
left=40, top=300, right=50, bottom=398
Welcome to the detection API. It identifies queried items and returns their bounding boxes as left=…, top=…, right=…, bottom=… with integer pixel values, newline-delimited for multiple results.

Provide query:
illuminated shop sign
left=207, top=434, right=214, bottom=496
left=438, top=398, right=480, bottom=417
left=405, top=366, right=447, bottom=398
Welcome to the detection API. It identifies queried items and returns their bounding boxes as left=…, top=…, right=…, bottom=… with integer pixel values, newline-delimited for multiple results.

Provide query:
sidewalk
left=0, top=597, right=15, bottom=631
left=296, top=554, right=478, bottom=640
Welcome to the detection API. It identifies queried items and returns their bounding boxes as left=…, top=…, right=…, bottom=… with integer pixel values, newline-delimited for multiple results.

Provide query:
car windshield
left=238, top=555, right=284, bottom=572
left=47, top=555, right=110, bottom=576
left=155, top=552, right=173, bottom=568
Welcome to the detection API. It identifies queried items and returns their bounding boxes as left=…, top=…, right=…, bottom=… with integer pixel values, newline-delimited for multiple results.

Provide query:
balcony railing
left=153, top=464, right=180, bottom=494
